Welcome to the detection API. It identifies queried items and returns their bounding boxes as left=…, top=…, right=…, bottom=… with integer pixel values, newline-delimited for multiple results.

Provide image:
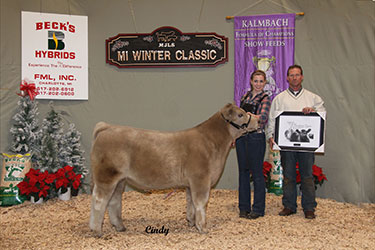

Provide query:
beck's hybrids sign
left=22, top=11, right=88, bottom=100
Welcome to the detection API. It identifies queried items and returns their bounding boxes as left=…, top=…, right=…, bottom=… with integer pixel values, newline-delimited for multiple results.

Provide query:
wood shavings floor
left=1, top=190, right=374, bottom=249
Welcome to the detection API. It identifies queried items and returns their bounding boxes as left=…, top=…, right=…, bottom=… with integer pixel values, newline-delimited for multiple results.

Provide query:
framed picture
left=273, top=111, right=326, bottom=153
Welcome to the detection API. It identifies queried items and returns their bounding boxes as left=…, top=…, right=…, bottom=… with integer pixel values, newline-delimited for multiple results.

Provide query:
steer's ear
left=222, top=103, right=235, bottom=120
left=224, top=103, right=232, bottom=109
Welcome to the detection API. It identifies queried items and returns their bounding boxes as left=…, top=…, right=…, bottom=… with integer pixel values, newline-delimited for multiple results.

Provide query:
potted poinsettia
left=262, top=161, right=273, bottom=188
left=262, top=161, right=327, bottom=191
left=296, top=163, right=327, bottom=189
left=53, top=165, right=82, bottom=200
left=17, top=168, right=55, bottom=203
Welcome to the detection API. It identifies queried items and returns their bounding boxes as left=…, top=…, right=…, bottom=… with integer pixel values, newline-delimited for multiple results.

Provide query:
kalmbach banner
left=234, top=13, right=295, bottom=105
left=22, top=11, right=88, bottom=100
left=106, top=26, right=228, bottom=68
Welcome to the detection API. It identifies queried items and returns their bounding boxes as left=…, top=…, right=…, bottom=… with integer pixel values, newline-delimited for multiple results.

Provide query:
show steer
left=89, top=103, right=259, bottom=237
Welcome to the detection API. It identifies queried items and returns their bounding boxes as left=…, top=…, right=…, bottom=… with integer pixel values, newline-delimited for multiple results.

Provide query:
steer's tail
left=91, top=122, right=111, bottom=193
left=93, top=121, right=110, bottom=140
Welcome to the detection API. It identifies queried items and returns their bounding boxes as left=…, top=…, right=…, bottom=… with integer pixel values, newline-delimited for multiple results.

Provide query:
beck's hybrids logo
left=48, top=31, right=65, bottom=50
left=35, top=21, right=76, bottom=59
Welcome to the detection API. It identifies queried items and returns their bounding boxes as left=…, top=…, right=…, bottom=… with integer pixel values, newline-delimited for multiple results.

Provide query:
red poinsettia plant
left=296, top=162, right=327, bottom=187
left=262, top=161, right=327, bottom=189
left=54, top=165, right=82, bottom=194
left=17, top=166, right=82, bottom=202
left=263, top=161, right=273, bottom=180
left=17, top=168, right=55, bottom=202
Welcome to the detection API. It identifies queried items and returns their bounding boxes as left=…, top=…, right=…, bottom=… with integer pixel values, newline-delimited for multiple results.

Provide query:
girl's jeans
left=235, top=132, right=266, bottom=215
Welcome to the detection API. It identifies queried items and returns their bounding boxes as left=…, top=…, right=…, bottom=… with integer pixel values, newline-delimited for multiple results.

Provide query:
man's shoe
left=278, top=207, right=296, bottom=216
left=239, top=210, right=250, bottom=218
left=248, top=212, right=264, bottom=219
left=304, top=210, right=316, bottom=219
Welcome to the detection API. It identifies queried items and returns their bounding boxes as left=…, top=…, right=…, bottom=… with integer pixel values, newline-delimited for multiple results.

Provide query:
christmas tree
left=10, top=81, right=39, bottom=155
left=10, top=97, right=39, bottom=154
left=36, top=103, right=64, bottom=173
left=60, top=123, right=88, bottom=178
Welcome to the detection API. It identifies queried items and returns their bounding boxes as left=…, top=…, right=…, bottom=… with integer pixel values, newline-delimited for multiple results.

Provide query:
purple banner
left=234, top=13, right=295, bottom=105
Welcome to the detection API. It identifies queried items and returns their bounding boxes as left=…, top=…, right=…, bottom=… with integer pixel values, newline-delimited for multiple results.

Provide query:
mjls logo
left=48, top=31, right=65, bottom=50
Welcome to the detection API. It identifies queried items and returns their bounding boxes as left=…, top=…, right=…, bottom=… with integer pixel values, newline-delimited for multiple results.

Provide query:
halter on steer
left=221, top=113, right=251, bottom=130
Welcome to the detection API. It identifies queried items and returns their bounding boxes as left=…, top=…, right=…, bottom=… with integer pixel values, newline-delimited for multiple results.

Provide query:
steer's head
left=221, top=103, right=259, bottom=139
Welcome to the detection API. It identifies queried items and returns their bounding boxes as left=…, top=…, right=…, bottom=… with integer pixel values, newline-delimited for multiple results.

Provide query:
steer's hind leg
left=186, top=187, right=195, bottom=227
left=189, top=180, right=210, bottom=234
left=89, top=182, right=117, bottom=237
left=108, top=179, right=126, bottom=232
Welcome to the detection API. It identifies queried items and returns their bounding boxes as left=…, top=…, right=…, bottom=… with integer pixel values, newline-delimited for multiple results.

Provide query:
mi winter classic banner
left=234, top=13, right=295, bottom=105
left=22, top=11, right=88, bottom=100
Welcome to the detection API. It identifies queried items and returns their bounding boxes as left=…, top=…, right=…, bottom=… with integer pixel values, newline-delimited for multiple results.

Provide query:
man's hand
left=302, top=107, right=315, bottom=114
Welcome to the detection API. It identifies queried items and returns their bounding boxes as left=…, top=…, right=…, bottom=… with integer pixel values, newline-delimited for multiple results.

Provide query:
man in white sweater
left=267, top=65, right=326, bottom=219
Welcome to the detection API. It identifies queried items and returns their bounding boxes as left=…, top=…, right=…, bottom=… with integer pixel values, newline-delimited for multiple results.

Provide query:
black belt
left=242, top=129, right=264, bottom=136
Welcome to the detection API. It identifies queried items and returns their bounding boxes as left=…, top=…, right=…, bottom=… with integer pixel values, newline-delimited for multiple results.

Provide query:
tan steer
left=89, top=103, right=259, bottom=237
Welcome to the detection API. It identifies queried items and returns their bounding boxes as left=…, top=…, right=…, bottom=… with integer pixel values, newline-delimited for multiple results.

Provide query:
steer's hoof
left=187, top=219, right=195, bottom=227
left=115, top=225, right=126, bottom=232
left=196, top=227, right=208, bottom=234
left=92, top=230, right=103, bottom=238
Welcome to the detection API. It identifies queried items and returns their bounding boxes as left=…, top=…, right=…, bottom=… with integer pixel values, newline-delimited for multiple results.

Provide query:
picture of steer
left=284, top=128, right=313, bottom=143
left=89, top=103, right=259, bottom=237
left=297, top=129, right=313, bottom=142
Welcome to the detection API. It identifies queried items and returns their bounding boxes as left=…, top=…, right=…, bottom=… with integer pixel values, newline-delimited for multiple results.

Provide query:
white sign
left=22, top=11, right=88, bottom=100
